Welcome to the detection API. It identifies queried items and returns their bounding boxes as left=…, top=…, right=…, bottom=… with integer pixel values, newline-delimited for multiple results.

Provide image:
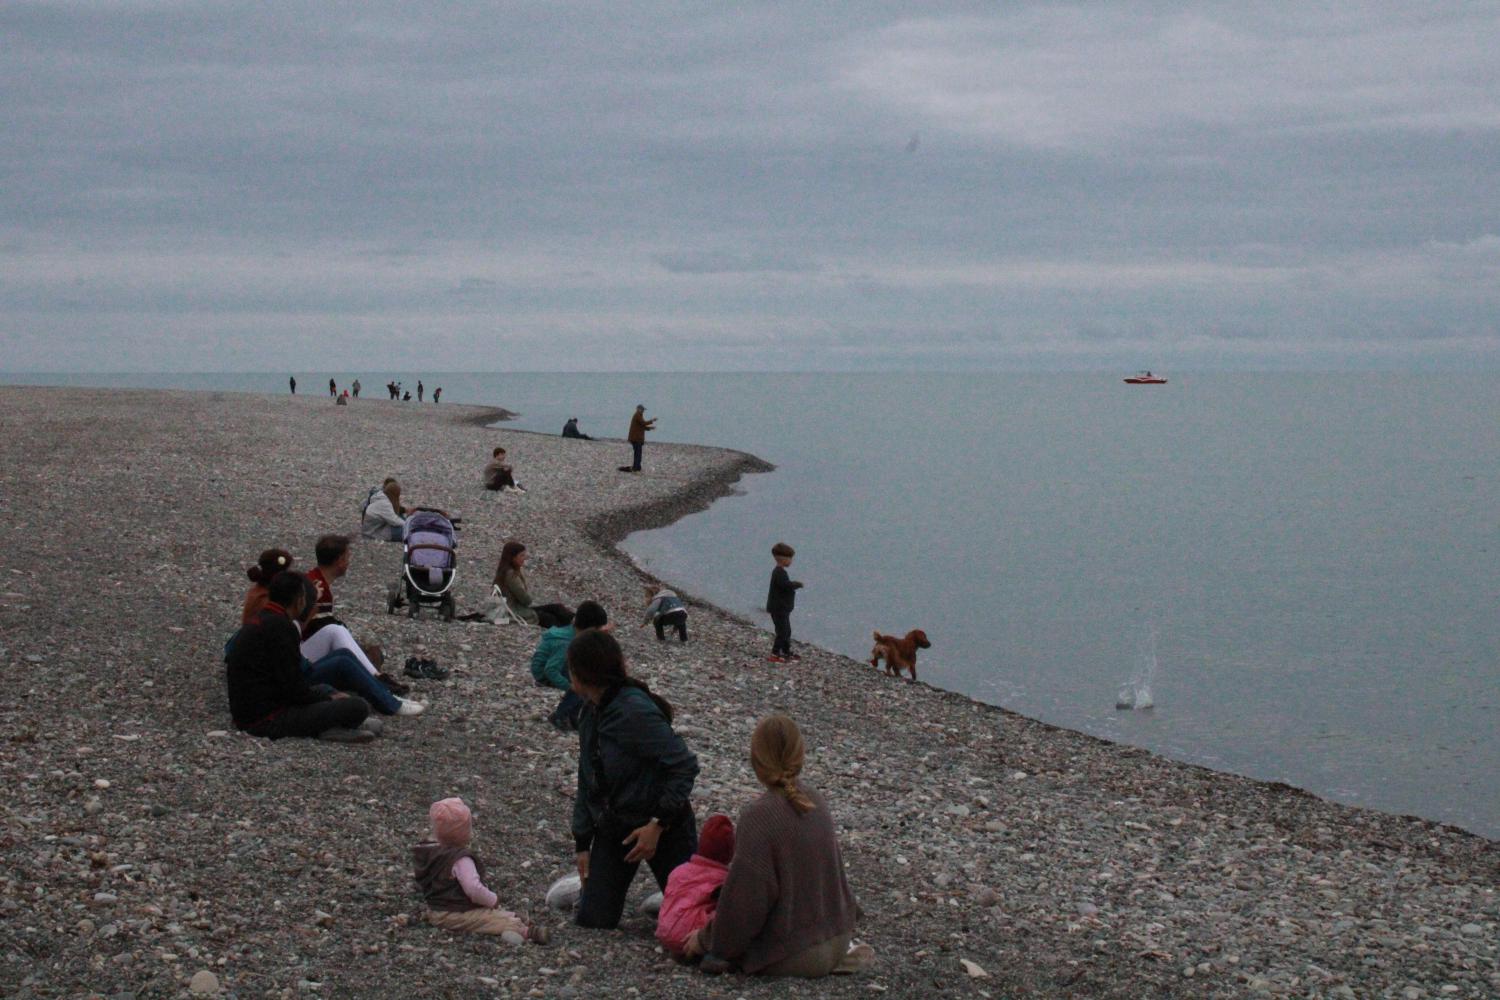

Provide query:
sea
left=7, top=371, right=1497, bottom=839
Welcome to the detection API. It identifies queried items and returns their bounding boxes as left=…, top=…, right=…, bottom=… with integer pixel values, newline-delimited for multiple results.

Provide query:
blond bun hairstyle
left=750, top=715, right=815, bottom=815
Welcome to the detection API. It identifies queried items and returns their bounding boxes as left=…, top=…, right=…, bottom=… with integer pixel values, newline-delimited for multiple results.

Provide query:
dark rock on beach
left=0, top=387, right=1495, bottom=998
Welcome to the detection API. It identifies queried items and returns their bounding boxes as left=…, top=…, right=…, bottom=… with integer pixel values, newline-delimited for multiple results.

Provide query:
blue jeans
left=302, top=651, right=401, bottom=715
left=549, top=690, right=584, bottom=730
left=631, top=442, right=643, bottom=470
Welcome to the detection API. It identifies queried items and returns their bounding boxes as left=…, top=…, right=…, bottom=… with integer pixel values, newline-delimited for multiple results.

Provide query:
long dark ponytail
left=566, top=629, right=673, bottom=723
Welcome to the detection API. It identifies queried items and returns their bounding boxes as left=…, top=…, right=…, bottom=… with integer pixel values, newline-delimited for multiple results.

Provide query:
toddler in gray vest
left=412, top=797, right=548, bottom=944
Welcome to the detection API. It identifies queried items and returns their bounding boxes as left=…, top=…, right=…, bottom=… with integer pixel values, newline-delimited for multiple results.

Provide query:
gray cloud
left=1, top=3, right=1498, bottom=370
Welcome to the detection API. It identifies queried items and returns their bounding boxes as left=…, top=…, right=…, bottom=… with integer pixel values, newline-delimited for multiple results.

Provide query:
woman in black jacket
left=226, top=571, right=371, bottom=741
left=568, top=629, right=698, bottom=928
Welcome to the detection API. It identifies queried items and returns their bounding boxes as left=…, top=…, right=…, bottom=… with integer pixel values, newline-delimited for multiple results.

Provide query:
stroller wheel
left=386, top=582, right=401, bottom=614
left=440, top=596, right=456, bottom=622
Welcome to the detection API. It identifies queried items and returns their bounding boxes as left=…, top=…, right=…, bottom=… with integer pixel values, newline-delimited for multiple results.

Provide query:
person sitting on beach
left=412, top=797, right=548, bottom=944
left=482, top=447, right=524, bottom=493
left=568, top=629, right=699, bottom=929
left=531, top=600, right=609, bottom=732
left=699, top=715, right=870, bottom=977
left=301, top=534, right=409, bottom=694
left=562, top=417, right=592, bottom=440
left=642, top=586, right=688, bottom=642
left=226, top=570, right=373, bottom=742
left=495, top=541, right=573, bottom=627
left=289, top=576, right=424, bottom=717
left=242, top=548, right=294, bottom=623
left=657, top=813, right=735, bottom=961
left=361, top=479, right=408, bottom=541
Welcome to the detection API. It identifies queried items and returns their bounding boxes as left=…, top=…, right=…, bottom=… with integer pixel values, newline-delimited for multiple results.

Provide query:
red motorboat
left=1123, top=371, right=1167, bottom=384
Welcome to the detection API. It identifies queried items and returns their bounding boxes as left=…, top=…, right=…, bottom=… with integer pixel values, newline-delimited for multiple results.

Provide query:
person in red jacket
left=656, top=814, right=735, bottom=959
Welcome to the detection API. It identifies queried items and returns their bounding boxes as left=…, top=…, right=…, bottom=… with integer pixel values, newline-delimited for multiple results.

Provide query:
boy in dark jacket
left=765, top=542, right=803, bottom=663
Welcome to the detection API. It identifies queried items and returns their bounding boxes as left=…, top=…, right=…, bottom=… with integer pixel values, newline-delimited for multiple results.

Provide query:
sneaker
left=403, top=656, right=425, bottom=678
left=699, top=953, right=730, bottom=975
left=359, top=716, right=386, bottom=737
left=318, top=726, right=375, bottom=744
left=766, top=655, right=786, bottom=663
left=787, top=652, right=802, bottom=661
left=396, top=698, right=426, bottom=716
left=834, top=941, right=876, bottom=974
left=418, top=659, right=449, bottom=680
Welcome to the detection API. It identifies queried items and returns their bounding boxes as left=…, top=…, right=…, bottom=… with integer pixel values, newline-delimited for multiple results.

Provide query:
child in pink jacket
left=656, top=813, right=735, bottom=958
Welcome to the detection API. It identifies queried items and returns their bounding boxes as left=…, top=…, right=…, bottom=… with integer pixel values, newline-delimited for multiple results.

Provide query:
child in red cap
left=656, top=813, right=735, bottom=959
left=411, top=797, right=548, bottom=944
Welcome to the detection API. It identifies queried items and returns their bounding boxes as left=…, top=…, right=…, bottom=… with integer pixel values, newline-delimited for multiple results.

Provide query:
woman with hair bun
left=702, top=715, right=869, bottom=977
left=567, top=629, right=698, bottom=929
left=242, top=548, right=295, bottom=624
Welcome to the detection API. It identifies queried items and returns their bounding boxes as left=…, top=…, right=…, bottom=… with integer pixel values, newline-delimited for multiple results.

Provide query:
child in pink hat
left=411, top=797, right=547, bottom=943
left=656, top=813, right=735, bottom=958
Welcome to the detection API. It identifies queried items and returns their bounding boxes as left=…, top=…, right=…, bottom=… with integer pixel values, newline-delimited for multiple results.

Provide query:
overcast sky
left=3, top=2, right=1498, bottom=371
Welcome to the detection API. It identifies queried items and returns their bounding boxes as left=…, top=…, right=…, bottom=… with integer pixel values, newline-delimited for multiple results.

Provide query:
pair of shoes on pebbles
left=403, top=656, right=449, bottom=680
left=396, top=698, right=426, bottom=716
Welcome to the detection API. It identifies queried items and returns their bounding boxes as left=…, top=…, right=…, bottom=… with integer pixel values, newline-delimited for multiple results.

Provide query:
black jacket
left=766, top=566, right=803, bottom=615
left=225, top=607, right=327, bottom=727
left=572, top=684, right=699, bottom=852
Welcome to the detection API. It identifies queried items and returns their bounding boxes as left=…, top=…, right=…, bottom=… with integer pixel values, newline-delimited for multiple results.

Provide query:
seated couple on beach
left=564, top=630, right=869, bottom=977
left=230, top=548, right=423, bottom=741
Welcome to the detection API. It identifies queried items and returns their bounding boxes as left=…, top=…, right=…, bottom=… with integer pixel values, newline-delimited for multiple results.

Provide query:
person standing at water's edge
left=352, top=379, right=361, bottom=399
left=289, top=376, right=296, bottom=395
left=622, top=404, right=656, bottom=472
left=418, top=380, right=425, bottom=402
left=329, top=378, right=336, bottom=397
left=766, top=543, right=803, bottom=663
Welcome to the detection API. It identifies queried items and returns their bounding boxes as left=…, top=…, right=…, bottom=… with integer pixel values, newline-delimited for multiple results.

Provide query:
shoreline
left=1, top=386, right=1494, bottom=999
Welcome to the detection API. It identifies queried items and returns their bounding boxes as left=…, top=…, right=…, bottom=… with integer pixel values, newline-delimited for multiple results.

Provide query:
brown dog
left=869, top=629, right=931, bottom=681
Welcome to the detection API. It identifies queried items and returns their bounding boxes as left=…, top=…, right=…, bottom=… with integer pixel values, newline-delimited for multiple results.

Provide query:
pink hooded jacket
left=655, top=854, right=729, bottom=955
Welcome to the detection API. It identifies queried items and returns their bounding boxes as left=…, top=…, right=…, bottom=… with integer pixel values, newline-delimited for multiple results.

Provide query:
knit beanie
left=697, top=814, right=735, bottom=864
left=429, top=797, right=472, bottom=847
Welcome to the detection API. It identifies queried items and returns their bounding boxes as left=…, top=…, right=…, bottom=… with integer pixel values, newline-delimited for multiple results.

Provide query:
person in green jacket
left=530, top=601, right=609, bottom=732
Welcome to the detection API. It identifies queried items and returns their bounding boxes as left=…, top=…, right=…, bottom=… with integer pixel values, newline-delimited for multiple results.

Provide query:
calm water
left=7, top=371, right=1498, bottom=838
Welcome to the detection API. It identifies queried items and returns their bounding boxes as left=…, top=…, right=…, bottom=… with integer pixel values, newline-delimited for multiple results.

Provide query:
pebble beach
left=0, top=386, right=1495, bottom=999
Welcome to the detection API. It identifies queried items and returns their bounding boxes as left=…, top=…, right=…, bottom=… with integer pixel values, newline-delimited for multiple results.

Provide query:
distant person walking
left=352, top=379, right=361, bottom=399
left=329, top=378, right=337, bottom=397
left=418, top=381, right=425, bottom=402
left=562, top=417, right=592, bottom=440
left=620, top=405, right=656, bottom=473
left=388, top=381, right=398, bottom=400
left=289, top=376, right=297, bottom=395
left=765, top=543, right=803, bottom=663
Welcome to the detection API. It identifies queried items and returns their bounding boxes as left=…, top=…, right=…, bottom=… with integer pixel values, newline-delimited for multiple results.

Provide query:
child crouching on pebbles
left=642, top=586, right=688, bottom=642
left=412, top=798, right=548, bottom=944
left=657, top=813, right=734, bottom=960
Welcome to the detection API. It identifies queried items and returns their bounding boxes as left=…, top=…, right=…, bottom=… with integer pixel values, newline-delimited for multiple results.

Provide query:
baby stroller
left=387, top=511, right=459, bottom=620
